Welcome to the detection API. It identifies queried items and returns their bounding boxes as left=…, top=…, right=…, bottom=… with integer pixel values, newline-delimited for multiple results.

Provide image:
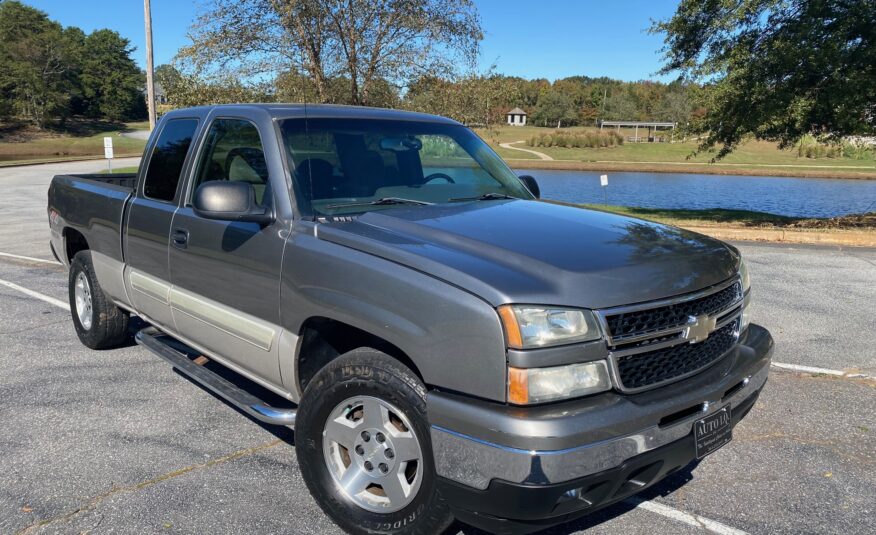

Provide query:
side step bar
left=135, top=327, right=297, bottom=427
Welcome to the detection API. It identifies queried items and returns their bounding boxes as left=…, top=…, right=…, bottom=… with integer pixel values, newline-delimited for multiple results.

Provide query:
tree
left=657, top=84, right=695, bottom=124
left=157, top=67, right=273, bottom=108
left=179, top=0, right=482, bottom=106
left=78, top=29, right=146, bottom=121
left=0, top=1, right=77, bottom=125
left=532, top=90, right=577, bottom=128
left=653, top=0, right=876, bottom=158
left=602, top=89, right=638, bottom=121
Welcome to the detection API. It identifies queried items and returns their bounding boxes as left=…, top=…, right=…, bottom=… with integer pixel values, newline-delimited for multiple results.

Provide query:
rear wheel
left=295, top=348, right=453, bottom=535
left=69, top=251, right=130, bottom=349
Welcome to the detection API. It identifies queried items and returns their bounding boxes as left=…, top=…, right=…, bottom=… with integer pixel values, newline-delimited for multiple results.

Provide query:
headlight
left=508, top=361, right=611, bottom=405
left=497, top=305, right=602, bottom=349
left=739, top=257, right=752, bottom=332
left=739, top=257, right=751, bottom=292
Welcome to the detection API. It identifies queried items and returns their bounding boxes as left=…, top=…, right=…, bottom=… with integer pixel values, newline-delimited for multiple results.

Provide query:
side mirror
left=518, top=175, right=540, bottom=199
left=192, top=181, right=273, bottom=225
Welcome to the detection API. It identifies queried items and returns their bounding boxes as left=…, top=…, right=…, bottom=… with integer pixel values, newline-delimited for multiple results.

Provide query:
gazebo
left=506, top=107, right=527, bottom=126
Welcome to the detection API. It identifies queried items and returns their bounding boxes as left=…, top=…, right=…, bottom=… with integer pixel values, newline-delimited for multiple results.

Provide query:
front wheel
left=295, top=348, right=453, bottom=535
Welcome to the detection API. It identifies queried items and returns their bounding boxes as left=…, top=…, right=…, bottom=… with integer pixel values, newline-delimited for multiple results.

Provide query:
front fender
left=280, top=231, right=508, bottom=402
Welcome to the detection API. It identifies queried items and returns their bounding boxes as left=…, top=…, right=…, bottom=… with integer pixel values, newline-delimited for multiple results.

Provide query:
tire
left=296, top=348, right=453, bottom=535
left=68, top=250, right=130, bottom=349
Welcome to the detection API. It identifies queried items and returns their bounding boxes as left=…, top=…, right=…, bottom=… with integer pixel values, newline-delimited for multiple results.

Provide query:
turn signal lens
left=497, top=305, right=523, bottom=348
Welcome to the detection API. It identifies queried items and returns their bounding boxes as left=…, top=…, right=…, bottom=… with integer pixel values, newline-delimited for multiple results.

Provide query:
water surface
left=520, top=170, right=876, bottom=218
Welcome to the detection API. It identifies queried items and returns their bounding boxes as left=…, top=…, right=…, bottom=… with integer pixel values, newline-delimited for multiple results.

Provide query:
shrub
left=525, top=131, right=625, bottom=149
left=798, top=142, right=843, bottom=159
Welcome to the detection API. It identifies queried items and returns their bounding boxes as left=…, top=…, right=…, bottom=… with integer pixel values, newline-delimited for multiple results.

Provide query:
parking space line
left=0, top=277, right=69, bottom=311
left=0, top=251, right=60, bottom=265
left=770, top=362, right=869, bottom=378
left=624, top=496, right=749, bottom=535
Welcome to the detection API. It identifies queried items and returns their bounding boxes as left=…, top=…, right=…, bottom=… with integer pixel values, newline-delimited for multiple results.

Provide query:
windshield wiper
left=326, top=197, right=434, bottom=209
left=449, top=192, right=517, bottom=202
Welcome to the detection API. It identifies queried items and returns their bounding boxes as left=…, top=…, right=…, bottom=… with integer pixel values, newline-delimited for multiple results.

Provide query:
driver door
left=168, top=117, right=285, bottom=386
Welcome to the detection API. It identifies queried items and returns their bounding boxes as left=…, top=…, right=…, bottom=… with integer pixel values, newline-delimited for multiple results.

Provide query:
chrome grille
left=597, top=278, right=744, bottom=393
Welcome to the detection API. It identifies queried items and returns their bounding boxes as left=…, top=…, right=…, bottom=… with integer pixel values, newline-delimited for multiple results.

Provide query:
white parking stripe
left=0, top=278, right=69, bottom=311
left=0, top=251, right=60, bottom=265
left=625, top=496, right=749, bottom=535
left=770, top=362, right=868, bottom=378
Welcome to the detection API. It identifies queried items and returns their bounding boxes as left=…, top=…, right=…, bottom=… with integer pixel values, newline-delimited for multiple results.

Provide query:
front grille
left=616, top=320, right=739, bottom=390
left=605, top=282, right=742, bottom=343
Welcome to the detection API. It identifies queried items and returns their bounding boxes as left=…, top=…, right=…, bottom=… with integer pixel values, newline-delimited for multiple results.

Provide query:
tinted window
left=143, top=119, right=199, bottom=201
left=192, top=119, right=270, bottom=206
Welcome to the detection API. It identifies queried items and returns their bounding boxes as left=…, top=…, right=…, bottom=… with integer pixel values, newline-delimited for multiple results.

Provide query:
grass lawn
left=555, top=201, right=875, bottom=230
left=476, top=125, right=876, bottom=179
left=99, top=166, right=139, bottom=174
left=0, top=119, right=149, bottom=166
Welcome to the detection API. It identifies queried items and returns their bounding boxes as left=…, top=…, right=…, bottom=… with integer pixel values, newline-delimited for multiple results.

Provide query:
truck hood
left=316, top=200, right=739, bottom=308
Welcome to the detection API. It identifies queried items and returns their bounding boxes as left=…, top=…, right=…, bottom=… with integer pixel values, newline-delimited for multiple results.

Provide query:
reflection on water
left=521, top=169, right=876, bottom=218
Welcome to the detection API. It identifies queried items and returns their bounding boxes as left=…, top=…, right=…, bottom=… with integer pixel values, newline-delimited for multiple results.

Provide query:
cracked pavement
left=0, top=161, right=874, bottom=534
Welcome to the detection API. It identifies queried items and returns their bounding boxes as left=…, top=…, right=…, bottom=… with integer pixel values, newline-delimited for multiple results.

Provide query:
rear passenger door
left=167, top=118, right=286, bottom=386
left=124, top=118, right=199, bottom=329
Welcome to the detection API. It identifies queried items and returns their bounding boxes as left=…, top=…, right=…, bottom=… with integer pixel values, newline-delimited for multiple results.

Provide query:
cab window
left=191, top=119, right=271, bottom=206
left=142, top=118, right=199, bottom=202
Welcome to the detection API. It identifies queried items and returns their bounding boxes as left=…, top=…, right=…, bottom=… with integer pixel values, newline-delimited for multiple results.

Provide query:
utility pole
left=144, top=0, right=157, bottom=131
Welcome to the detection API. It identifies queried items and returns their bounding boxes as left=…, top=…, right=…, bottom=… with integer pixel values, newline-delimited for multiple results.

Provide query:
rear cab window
left=142, top=118, right=199, bottom=202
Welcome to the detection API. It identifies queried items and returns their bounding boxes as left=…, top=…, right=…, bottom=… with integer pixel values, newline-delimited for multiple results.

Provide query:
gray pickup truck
left=47, top=104, right=773, bottom=534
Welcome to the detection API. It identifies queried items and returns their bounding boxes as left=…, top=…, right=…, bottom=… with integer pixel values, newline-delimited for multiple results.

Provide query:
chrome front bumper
left=428, top=324, right=773, bottom=491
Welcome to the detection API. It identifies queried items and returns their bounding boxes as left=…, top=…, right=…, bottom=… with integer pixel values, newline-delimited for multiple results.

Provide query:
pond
left=519, top=169, right=876, bottom=218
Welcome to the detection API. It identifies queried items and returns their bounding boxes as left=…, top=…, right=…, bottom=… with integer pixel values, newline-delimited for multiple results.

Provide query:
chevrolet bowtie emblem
left=684, top=314, right=716, bottom=344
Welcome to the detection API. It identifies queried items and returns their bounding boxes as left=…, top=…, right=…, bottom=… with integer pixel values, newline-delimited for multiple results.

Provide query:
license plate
left=694, top=405, right=732, bottom=459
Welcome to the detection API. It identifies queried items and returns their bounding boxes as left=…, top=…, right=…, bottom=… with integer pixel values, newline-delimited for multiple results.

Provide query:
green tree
left=79, top=29, right=146, bottom=121
left=0, top=1, right=77, bottom=125
left=532, top=90, right=577, bottom=128
left=653, top=0, right=876, bottom=158
left=180, top=0, right=482, bottom=106
left=155, top=64, right=184, bottom=98
left=656, top=84, right=694, bottom=124
left=602, top=89, right=638, bottom=121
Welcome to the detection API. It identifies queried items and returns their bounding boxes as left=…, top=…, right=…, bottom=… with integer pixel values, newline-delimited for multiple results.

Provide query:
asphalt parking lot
left=1, top=159, right=874, bottom=535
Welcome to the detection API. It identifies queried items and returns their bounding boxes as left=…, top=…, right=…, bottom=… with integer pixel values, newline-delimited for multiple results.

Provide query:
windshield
left=280, top=118, right=533, bottom=216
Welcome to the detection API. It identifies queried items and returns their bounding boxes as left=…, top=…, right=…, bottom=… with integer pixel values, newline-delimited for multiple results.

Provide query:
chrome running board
left=135, top=327, right=297, bottom=427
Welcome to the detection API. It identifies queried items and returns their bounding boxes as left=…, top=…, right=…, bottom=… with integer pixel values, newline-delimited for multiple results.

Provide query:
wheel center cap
left=353, top=427, right=396, bottom=475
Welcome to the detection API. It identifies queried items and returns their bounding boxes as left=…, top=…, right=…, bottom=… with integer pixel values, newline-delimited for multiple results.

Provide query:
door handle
left=172, top=228, right=189, bottom=249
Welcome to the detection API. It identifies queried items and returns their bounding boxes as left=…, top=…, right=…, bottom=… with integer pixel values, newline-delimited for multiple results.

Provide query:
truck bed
left=59, top=173, right=138, bottom=190
left=48, top=173, right=138, bottom=265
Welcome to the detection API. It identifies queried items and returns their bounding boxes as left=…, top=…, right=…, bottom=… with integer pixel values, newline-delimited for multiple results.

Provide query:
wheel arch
left=63, top=227, right=89, bottom=263
left=295, top=316, right=425, bottom=394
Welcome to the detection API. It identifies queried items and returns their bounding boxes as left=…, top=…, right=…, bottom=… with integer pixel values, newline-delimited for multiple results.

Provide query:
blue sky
left=26, top=0, right=679, bottom=82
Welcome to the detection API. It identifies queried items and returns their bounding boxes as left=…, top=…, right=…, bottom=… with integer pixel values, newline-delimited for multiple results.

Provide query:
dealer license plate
left=694, top=405, right=732, bottom=459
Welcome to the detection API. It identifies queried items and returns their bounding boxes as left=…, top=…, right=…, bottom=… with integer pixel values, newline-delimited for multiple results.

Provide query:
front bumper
left=427, top=324, right=773, bottom=531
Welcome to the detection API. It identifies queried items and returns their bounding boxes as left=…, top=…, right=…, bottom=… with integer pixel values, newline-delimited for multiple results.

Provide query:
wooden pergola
left=598, top=120, right=677, bottom=142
